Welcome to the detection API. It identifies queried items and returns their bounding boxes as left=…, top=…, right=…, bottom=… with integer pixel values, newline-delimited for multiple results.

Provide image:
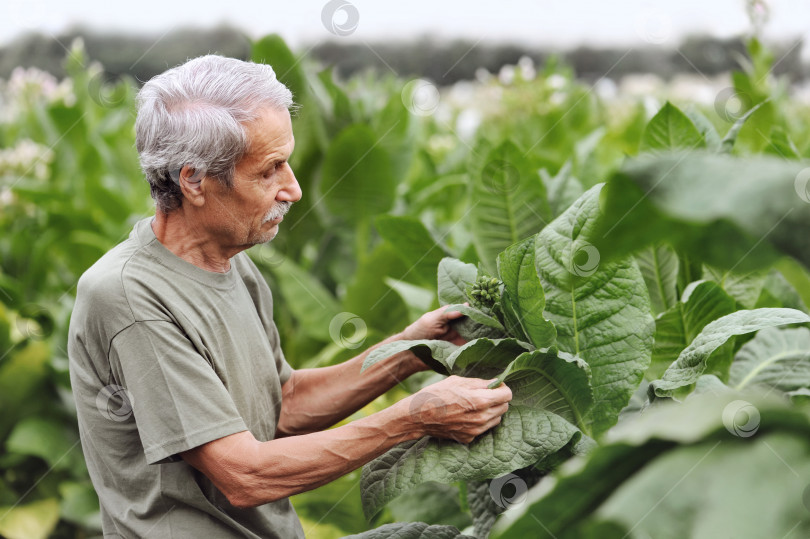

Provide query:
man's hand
left=401, top=305, right=467, bottom=344
left=401, top=375, right=513, bottom=444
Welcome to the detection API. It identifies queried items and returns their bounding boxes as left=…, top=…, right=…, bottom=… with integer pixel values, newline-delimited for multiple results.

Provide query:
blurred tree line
left=0, top=26, right=805, bottom=86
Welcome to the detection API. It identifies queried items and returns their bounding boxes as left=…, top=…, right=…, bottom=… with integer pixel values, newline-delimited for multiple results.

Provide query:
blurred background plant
left=1, top=3, right=810, bottom=536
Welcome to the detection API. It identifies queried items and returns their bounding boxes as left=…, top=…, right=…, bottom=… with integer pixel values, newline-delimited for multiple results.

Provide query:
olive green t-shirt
left=68, top=217, right=304, bottom=538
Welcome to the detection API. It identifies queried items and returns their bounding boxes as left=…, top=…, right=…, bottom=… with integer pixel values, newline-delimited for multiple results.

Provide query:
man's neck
left=151, top=210, right=239, bottom=274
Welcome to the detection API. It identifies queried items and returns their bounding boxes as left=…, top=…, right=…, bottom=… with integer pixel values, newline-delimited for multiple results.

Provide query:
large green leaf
left=494, top=350, right=593, bottom=430
left=650, top=281, right=736, bottom=378
left=360, top=344, right=589, bottom=519
left=595, top=152, right=810, bottom=272
left=497, top=236, right=556, bottom=349
left=364, top=338, right=530, bottom=379
left=438, top=338, right=532, bottom=378
left=469, top=141, right=551, bottom=274
left=360, top=408, right=580, bottom=520
left=596, top=433, right=810, bottom=538
left=651, top=308, right=810, bottom=398
left=344, top=522, right=472, bottom=538
left=363, top=339, right=460, bottom=374
left=492, top=394, right=810, bottom=539
left=729, top=326, right=810, bottom=392
left=442, top=305, right=506, bottom=333
left=639, top=101, right=704, bottom=152
left=386, top=483, right=472, bottom=531
left=375, top=215, right=450, bottom=288
left=634, top=244, right=679, bottom=315
left=535, top=185, right=654, bottom=435
left=320, top=124, right=397, bottom=225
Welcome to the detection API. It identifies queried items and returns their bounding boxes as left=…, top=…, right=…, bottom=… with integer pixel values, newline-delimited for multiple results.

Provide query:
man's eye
left=263, top=161, right=285, bottom=178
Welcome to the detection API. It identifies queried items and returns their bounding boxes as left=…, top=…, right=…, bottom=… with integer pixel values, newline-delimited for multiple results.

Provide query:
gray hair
left=135, top=55, right=295, bottom=213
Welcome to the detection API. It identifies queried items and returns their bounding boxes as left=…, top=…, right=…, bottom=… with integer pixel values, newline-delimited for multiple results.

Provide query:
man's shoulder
left=77, top=234, right=144, bottom=306
left=69, top=231, right=152, bottom=363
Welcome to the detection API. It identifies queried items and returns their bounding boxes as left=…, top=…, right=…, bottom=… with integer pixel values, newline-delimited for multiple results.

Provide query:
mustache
left=263, top=201, right=293, bottom=223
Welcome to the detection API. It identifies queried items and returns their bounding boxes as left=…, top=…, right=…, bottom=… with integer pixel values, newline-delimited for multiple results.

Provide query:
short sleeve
left=109, top=321, right=248, bottom=464
left=269, top=319, right=293, bottom=386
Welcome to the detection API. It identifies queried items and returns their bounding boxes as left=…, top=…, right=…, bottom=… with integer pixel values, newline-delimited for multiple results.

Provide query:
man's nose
left=278, top=167, right=302, bottom=203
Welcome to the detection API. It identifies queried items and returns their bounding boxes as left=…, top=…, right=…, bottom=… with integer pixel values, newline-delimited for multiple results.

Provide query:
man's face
left=204, top=106, right=301, bottom=248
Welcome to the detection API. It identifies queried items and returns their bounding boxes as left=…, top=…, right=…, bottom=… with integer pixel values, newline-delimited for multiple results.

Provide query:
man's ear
left=177, top=165, right=206, bottom=207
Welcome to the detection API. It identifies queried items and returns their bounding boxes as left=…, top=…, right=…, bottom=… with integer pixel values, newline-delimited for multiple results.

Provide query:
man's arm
left=181, top=376, right=512, bottom=508
left=277, top=305, right=465, bottom=436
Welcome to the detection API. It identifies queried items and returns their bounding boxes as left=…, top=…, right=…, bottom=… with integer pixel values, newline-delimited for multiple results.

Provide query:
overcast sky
left=2, top=0, right=809, bottom=57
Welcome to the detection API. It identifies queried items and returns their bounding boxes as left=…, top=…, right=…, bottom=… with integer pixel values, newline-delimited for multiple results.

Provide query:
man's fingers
left=488, top=402, right=509, bottom=418
left=487, top=382, right=513, bottom=403
left=441, top=306, right=466, bottom=320
left=481, top=414, right=503, bottom=432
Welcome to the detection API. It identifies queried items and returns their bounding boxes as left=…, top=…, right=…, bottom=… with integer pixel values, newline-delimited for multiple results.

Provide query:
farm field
left=2, top=32, right=810, bottom=538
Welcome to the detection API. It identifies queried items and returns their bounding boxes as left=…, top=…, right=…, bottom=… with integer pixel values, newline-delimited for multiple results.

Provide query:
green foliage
left=596, top=151, right=808, bottom=271
left=639, top=101, right=704, bottom=152
left=491, top=394, right=810, bottom=539
left=651, top=308, right=810, bottom=399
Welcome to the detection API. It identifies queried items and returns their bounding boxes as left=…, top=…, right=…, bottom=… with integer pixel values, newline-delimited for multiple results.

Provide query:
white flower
left=518, top=56, right=536, bottom=81
left=1, top=67, right=76, bottom=122
left=0, top=139, right=54, bottom=181
left=498, top=65, right=516, bottom=86
left=455, top=109, right=481, bottom=140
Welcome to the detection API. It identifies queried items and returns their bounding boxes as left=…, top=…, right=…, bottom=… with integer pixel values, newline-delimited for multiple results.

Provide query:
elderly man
left=68, top=55, right=512, bottom=538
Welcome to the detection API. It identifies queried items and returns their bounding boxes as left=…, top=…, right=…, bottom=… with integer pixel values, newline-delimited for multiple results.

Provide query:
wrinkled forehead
left=240, top=108, right=295, bottom=164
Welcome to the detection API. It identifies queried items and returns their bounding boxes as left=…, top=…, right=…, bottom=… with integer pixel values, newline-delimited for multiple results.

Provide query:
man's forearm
left=182, top=375, right=513, bottom=510
left=277, top=333, right=425, bottom=435
left=184, top=401, right=422, bottom=508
